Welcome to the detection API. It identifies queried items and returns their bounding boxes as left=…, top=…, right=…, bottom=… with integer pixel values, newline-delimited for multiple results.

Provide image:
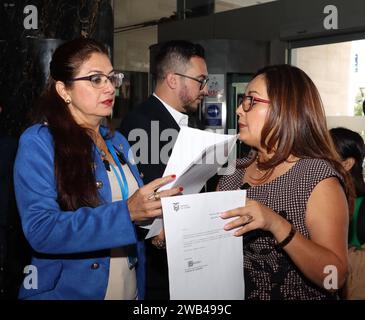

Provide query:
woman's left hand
left=220, top=199, right=281, bottom=236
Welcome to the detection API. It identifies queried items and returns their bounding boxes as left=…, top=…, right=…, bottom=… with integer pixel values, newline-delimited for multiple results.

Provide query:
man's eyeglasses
left=174, top=73, right=209, bottom=90
left=238, top=94, right=270, bottom=112
left=70, top=72, right=124, bottom=89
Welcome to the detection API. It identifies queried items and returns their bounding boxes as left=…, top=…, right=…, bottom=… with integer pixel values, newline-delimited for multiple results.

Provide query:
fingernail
left=171, top=174, right=176, bottom=179
left=179, top=187, right=184, bottom=192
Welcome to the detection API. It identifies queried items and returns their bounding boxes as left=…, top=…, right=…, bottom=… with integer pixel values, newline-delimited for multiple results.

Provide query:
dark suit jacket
left=119, top=95, right=181, bottom=300
left=120, top=95, right=180, bottom=184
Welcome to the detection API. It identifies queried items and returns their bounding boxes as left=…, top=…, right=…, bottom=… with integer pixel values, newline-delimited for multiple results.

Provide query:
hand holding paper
left=127, top=174, right=181, bottom=223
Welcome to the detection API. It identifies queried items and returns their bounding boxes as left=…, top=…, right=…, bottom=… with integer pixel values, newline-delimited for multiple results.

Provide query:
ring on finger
left=147, top=191, right=161, bottom=201
left=242, top=214, right=253, bottom=225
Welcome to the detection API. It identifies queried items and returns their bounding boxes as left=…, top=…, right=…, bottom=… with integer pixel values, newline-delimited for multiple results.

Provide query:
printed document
left=162, top=190, right=246, bottom=300
left=144, top=127, right=237, bottom=238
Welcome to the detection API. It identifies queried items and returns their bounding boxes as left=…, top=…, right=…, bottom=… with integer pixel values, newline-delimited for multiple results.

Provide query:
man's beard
left=179, top=87, right=203, bottom=114
left=183, top=103, right=199, bottom=114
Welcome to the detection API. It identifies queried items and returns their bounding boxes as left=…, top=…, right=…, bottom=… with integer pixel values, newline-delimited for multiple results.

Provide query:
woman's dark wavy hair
left=330, top=127, right=365, bottom=197
left=244, top=64, right=354, bottom=212
left=34, top=38, right=109, bottom=211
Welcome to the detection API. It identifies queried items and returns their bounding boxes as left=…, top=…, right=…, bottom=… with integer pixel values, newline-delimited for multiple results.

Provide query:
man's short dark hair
left=154, top=40, right=205, bottom=81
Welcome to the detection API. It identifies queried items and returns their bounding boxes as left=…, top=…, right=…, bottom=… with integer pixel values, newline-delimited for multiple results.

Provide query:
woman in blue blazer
left=13, top=38, right=181, bottom=300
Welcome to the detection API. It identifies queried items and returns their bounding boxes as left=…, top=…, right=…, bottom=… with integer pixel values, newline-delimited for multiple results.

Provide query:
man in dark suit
left=119, top=40, right=209, bottom=299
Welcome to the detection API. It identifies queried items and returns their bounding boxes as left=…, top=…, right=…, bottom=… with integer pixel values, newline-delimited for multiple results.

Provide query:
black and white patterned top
left=218, top=157, right=342, bottom=300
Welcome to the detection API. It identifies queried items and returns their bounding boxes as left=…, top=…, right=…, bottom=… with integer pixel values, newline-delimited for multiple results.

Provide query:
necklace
left=255, top=154, right=266, bottom=174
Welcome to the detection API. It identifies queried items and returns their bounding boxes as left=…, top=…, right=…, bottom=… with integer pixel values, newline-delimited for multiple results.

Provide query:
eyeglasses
left=70, top=72, right=124, bottom=89
left=238, top=94, right=270, bottom=112
left=174, top=73, right=209, bottom=90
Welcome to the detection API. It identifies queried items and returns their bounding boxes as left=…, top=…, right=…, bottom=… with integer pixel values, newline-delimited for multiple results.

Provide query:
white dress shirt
left=153, top=93, right=189, bottom=128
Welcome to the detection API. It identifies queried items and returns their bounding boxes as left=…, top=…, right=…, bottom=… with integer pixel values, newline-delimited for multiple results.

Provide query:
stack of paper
left=145, top=127, right=237, bottom=238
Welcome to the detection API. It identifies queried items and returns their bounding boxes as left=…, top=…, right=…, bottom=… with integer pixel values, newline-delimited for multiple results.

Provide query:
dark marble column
left=0, top=0, right=113, bottom=137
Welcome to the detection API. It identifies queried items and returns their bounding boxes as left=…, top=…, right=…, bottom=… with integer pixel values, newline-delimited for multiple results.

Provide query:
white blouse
left=104, top=163, right=139, bottom=300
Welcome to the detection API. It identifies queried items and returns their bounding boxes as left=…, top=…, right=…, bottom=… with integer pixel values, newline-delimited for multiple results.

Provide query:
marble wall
left=0, top=0, right=113, bottom=137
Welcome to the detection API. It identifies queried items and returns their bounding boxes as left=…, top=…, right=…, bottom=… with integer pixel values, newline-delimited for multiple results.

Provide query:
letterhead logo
left=173, top=202, right=180, bottom=212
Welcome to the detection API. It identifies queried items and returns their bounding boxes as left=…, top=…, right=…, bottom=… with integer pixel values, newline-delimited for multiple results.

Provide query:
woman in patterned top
left=218, top=64, right=353, bottom=300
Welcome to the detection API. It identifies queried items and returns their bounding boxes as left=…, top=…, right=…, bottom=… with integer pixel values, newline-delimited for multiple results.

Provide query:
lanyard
left=104, top=140, right=137, bottom=269
left=104, top=140, right=129, bottom=200
left=96, top=132, right=138, bottom=270
left=95, top=142, right=129, bottom=200
left=93, top=139, right=128, bottom=201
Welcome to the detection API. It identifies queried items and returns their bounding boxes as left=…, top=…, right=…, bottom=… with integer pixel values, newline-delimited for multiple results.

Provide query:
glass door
left=290, top=39, right=365, bottom=139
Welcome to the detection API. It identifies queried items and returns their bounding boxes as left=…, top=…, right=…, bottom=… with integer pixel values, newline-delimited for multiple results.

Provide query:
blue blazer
left=14, top=124, right=145, bottom=300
